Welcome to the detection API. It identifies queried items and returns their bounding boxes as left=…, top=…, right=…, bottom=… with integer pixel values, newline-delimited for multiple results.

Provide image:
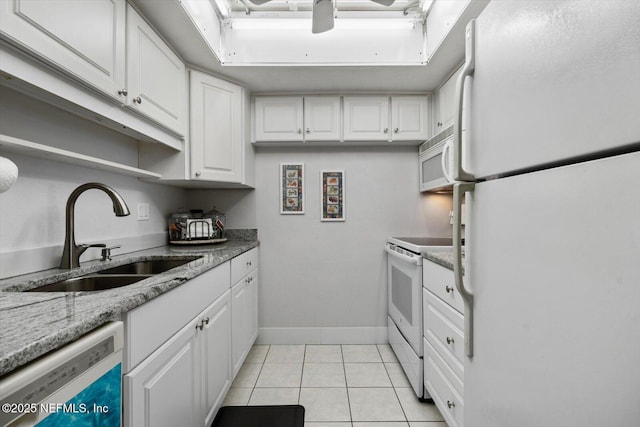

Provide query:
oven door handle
left=385, top=246, right=421, bottom=265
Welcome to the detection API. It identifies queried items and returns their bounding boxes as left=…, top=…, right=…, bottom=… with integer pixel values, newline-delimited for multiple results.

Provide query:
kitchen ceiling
left=131, top=0, right=481, bottom=92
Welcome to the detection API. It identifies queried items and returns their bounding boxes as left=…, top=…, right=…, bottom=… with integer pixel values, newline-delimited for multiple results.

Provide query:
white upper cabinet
left=303, top=96, right=341, bottom=141
left=255, top=96, right=304, bottom=141
left=190, top=70, right=243, bottom=183
left=0, top=0, right=126, bottom=100
left=126, top=5, right=185, bottom=136
left=392, top=96, right=430, bottom=141
left=434, top=66, right=463, bottom=135
left=343, top=96, right=390, bottom=141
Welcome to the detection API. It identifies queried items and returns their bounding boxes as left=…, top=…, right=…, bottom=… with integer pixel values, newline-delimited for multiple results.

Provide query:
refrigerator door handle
left=454, top=182, right=475, bottom=357
left=453, top=19, right=477, bottom=182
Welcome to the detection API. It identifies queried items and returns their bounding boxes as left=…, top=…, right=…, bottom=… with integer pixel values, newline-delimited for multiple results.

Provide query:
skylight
left=181, top=0, right=433, bottom=65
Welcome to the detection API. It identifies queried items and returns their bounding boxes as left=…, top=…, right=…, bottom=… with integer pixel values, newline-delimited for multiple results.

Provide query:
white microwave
left=419, top=127, right=454, bottom=192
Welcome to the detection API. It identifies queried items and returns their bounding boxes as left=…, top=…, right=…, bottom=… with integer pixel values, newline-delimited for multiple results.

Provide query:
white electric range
left=385, top=237, right=452, bottom=399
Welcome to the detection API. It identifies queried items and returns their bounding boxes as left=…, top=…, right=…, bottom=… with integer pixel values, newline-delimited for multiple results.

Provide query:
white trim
left=256, top=326, right=388, bottom=345
left=0, top=232, right=167, bottom=279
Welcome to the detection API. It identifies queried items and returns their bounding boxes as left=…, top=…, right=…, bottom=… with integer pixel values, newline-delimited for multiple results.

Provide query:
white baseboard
left=0, top=232, right=167, bottom=278
left=256, top=326, right=388, bottom=345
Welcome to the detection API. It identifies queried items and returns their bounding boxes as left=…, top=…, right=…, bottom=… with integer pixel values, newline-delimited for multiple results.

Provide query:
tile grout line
left=248, top=344, right=270, bottom=405
left=298, top=344, right=306, bottom=404
left=340, top=344, right=355, bottom=425
left=378, top=344, right=411, bottom=425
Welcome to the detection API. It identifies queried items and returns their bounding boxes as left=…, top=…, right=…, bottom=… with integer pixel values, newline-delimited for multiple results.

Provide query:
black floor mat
left=210, top=405, right=305, bottom=427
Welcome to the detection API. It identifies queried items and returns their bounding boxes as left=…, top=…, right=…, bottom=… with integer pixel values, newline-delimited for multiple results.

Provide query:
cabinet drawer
left=424, top=338, right=464, bottom=427
left=231, top=247, right=258, bottom=284
left=125, top=262, right=230, bottom=371
left=423, top=289, right=464, bottom=381
left=423, top=258, right=464, bottom=314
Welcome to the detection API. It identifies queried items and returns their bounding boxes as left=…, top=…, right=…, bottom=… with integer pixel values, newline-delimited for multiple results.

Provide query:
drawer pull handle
left=445, top=286, right=454, bottom=293
left=246, top=260, right=252, bottom=267
left=446, top=337, right=455, bottom=344
left=204, top=317, right=210, bottom=325
left=447, top=400, right=456, bottom=409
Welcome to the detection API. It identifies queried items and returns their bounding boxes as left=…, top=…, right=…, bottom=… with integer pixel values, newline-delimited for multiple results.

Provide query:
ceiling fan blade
left=370, top=0, right=395, bottom=6
left=248, top=0, right=272, bottom=4
left=312, top=0, right=335, bottom=34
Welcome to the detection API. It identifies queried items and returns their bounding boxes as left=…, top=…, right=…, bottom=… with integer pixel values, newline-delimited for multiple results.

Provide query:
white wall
left=192, top=145, right=451, bottom=343
left=0, top=87, right=187, bottom=278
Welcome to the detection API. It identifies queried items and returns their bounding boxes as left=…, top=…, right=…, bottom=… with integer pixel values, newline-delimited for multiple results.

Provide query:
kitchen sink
left=25, top=274, right=152, bottom=292
left=95, top=257, right=202, bottom=275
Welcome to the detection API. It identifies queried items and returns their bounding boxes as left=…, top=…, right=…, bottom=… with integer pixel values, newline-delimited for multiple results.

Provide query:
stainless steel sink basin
left=25, top=274, right=152, bottom=292
left=96, top=257, right=201, bottom=275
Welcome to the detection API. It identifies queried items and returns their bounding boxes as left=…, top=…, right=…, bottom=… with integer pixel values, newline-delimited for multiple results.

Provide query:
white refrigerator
left=445, top=1, right=640, bottom=426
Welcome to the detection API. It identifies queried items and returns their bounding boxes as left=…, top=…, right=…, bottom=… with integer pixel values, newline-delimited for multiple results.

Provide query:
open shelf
left=0, top=134, right=162, bottom=180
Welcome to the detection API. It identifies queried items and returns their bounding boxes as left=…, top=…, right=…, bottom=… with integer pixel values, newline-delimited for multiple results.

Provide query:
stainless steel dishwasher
left=0, top=322, right=123, bottom=427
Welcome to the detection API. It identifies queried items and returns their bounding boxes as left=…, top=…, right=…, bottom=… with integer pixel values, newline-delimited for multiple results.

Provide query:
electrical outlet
left=137, top=203, right=150, bottom=221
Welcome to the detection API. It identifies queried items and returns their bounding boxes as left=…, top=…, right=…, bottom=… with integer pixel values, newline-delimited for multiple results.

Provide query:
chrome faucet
left=60, top=183, right=130, bottom=269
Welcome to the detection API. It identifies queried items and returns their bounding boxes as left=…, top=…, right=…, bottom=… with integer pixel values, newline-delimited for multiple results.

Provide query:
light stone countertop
left=0, top=238, right=258, bottom=377
left=421, top=248, right=465, bottom=274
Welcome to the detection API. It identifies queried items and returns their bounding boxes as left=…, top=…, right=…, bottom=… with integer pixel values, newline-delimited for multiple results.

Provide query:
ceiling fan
left=247, top=0, right=396, bottom=34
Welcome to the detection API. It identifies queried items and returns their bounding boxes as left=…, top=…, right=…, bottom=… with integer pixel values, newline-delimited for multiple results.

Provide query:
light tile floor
left=223, top=344, right=448, bottom=427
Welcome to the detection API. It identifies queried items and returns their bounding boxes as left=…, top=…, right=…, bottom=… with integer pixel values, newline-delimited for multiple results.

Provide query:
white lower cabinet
left=124, top=307, right=201, bottom=427
left=423, top=258, right=464, bottom=427
left=124, top=249, right=259, bottom=427
left=125, top=291, right=231, bottom=427
left=231, top=248, right=259, bottom=376
left=201, top=292, right=233, bottom=427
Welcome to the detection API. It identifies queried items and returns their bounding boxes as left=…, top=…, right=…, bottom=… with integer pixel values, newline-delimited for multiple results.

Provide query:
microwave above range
left=419, top=126, right=454, bottom=192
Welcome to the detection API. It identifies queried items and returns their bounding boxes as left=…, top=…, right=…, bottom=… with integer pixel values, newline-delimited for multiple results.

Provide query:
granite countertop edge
left=421, top=249, right=457, bottom=272
left=0, top=239, right=259, bottom=377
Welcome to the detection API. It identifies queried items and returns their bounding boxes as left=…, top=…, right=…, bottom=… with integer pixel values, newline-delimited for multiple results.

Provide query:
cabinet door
left=304, top=96, right=341, bottom=141
left=391, top=96, right=429, bottom=140
left=0, top=0, right=126, bottom=100
left=231, top=279, right=248, bottom=376
left=126, top=5, right=185, bottom=135
left=201, top=291, right=232, bottom=427
left=125, top=320, right=199, bottom=427
left=435, top=66, right=462, bottom=133
left=255, top=96, right=304, bottom=141
left=247, top=271, right=259, bottom=347
left=343, top=96, right=390, bottom=141
left=190, top=70, right=243, bottom=183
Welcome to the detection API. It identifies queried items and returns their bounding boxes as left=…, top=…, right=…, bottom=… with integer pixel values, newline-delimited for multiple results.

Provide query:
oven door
left=386, top=245, right=423, bottom=356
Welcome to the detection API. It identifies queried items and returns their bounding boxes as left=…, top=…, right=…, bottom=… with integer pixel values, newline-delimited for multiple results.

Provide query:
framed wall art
left=280, top=163, right=305, bottom=214
left=320, top=170, right=345, bottom=222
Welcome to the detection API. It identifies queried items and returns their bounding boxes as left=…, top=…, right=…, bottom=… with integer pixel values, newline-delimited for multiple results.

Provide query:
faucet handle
left=77, top=243, right=106, bottom=257
left=101, top=245, right=121, bottom=261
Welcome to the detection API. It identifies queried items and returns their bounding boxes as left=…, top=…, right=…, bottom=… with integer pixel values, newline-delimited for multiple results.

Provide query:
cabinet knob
left=204, top=317, right=210, bottom=325
left=195, top=171, right=202, bottom=177
left=246, top=260, right=252, bottom=267
left=383, top=128, right=388, bottom=133
left=447, top=400, right=456, bottom=409
left=306, top=128, right=310, bottom=133
left=446, top=337, right=455, bottom=344
left=445, top=286, right=454, bottom=293
left=394, top=128, right=399, bottom=133
left=297, top=128, right=302, bottom=134
left=118, top=88, right=128, bottom=96
left=196, top=319, right=204, bottom=330
left=133, top=96, right=142, bottom=104
left=437, top=122, right=443, bottom=127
